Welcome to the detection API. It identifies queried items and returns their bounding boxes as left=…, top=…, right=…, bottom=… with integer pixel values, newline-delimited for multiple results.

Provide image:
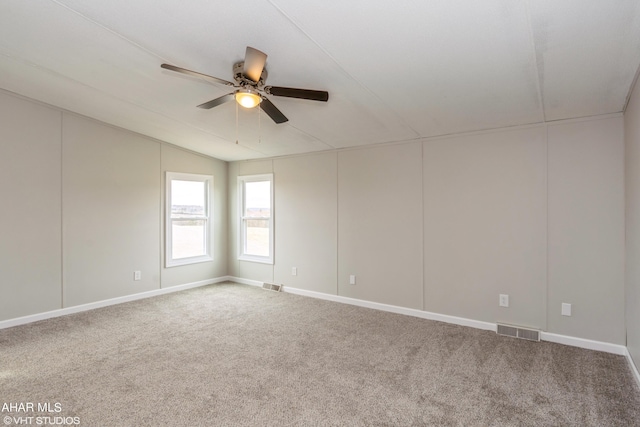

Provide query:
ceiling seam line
left=286, top=123, right=337, bottom=150
left=0, top=53, right=264, bottom=155
left=523, top=0, right=547, bottom=123
left=47, top=0, right=174, bottom=65
left=623, top=61, right=640, bottom=113
left=265, top=0, right=421, bottom=138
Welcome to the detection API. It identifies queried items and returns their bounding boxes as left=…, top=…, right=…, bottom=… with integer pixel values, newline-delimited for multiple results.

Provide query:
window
left=166, top=172, right=213, bottom=267
left=238, top=174, right=273, bottom=264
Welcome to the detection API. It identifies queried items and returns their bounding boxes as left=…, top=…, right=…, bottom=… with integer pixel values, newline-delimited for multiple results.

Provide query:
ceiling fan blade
left=243, top=46, right=267, bottom=83
left=260, top=97, right=288, bottom=124
left=266, top=86, right=329, bottom=102
left=161, top=63, right=235, bottom=87
left=197, top=93, right=235, bottom=109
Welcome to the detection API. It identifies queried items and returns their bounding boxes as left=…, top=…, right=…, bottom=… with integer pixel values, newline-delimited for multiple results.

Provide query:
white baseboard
left=0, top=276, right=230, bottom=330
left=227, top=276, right=263, bottom=287
left=539, top=332, right=627, bottom=355
left=282, top=285, right=497, bottom=331
left=4, top=276, right=631, bottom=360
left=228, top=277, right=628, bottom=356
left=227, top=276, right=495, bottom=331
left=626, top=349, right=640, bottom=390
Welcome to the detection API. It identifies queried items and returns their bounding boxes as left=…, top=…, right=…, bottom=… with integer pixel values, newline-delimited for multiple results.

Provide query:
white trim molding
left=539, top=332, right=627, bottom=356
left=228, top=276, right=264, bottom=287
left=626, top=349, right=640, bottom=390
left=228, top=277, right=629, bottom=356
left=228, top=277, right=495, bottom=331
left=0, top=276, right=231, bottom=330
left=3, top=276, right=633, bottom=363
left=283, top=285, right=497, bottom=331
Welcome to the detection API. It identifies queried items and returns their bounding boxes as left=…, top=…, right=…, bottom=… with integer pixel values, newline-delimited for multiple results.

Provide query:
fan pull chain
left=258, top=101, right=261, bottom=144
left=235, top=100, right=239, bottom=144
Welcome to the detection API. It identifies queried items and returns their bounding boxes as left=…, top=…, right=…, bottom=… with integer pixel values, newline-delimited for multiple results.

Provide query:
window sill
left=238, top=254, right=274, bottom=265
left=166, top=255, right=213, bottom=268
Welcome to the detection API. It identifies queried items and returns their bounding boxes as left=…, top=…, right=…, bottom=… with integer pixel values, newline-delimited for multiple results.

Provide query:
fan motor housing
left=233, top=61, right=267, bottom=88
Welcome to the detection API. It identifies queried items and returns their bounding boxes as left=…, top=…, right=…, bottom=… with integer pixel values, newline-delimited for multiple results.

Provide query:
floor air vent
left=262, top=282, right=282, bottom=292
left=497, top=323, right=540, bottom=342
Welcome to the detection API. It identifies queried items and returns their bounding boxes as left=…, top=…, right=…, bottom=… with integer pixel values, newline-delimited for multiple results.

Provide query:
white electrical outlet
left=562, top=303, right=572, bottom=316
left=349, top=275, right=356, bottom=285
left=292, top=267, right=297, bottom=276
left=134, top=271, right=141, bottom=281
left=499, top=294, right=509, bottom=307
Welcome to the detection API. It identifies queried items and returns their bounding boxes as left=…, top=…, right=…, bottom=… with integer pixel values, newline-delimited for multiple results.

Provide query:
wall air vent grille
left=262, top=282, right=282, bottom=292
left=497, top=323, right=540, bottom=342
left=497, top=324, right=518, bottom=338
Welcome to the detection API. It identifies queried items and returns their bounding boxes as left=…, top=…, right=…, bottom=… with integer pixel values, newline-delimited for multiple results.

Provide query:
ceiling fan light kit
left=235, top=88, right=262, bottom=109
left=161, top=46, right=329, bottom=125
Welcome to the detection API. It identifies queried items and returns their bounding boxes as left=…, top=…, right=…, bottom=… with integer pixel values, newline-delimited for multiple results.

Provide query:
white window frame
left=166, top=172, right=214, bottom=267
left=238, top=174, right=274, bottom=264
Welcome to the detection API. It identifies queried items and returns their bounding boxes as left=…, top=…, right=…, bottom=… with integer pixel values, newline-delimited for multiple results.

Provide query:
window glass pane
left=244, top=181, right=270, bottom=217
left=171, top=180, right=205, bottom=218
left=244, top=218, right=269, bottom=257
left=172, top=219, right=206, bottom=259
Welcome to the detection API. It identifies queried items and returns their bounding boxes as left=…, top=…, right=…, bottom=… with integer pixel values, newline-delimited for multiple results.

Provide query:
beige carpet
left=1, top=282, right=639, bottom=426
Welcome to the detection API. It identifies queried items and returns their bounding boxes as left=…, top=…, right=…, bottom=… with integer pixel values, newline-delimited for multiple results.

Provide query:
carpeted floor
left=1, top=282, right=639, bottom=426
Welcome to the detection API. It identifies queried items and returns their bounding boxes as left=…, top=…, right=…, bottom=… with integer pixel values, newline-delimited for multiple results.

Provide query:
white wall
left=228, top=144, right=424, bottom=309
left=1, top=86, right=629, bottom=350
left=338, top=143, right=423, bottom=308
left=625, top=77, right=640, bottom=370
left=273, top=153, right=338, bottom=295
left=0, top=91, right=62, bottom=320
left=62, top=113, right=161, bottom=306
left=423, top=127, right=547, bottom=329
left=229, top=116, right=625, bottom=345
left=548, top=117, right=625, bottom=344
left=0, top=90, right=228, bottom=321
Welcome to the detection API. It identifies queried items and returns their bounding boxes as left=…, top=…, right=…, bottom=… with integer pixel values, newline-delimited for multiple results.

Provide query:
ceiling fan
left=161, top=46, right=329, bottom=124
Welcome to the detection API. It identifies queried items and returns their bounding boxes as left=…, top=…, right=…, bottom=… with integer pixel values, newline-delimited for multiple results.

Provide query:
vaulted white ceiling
left=1, top=1, right=639, bottom=161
